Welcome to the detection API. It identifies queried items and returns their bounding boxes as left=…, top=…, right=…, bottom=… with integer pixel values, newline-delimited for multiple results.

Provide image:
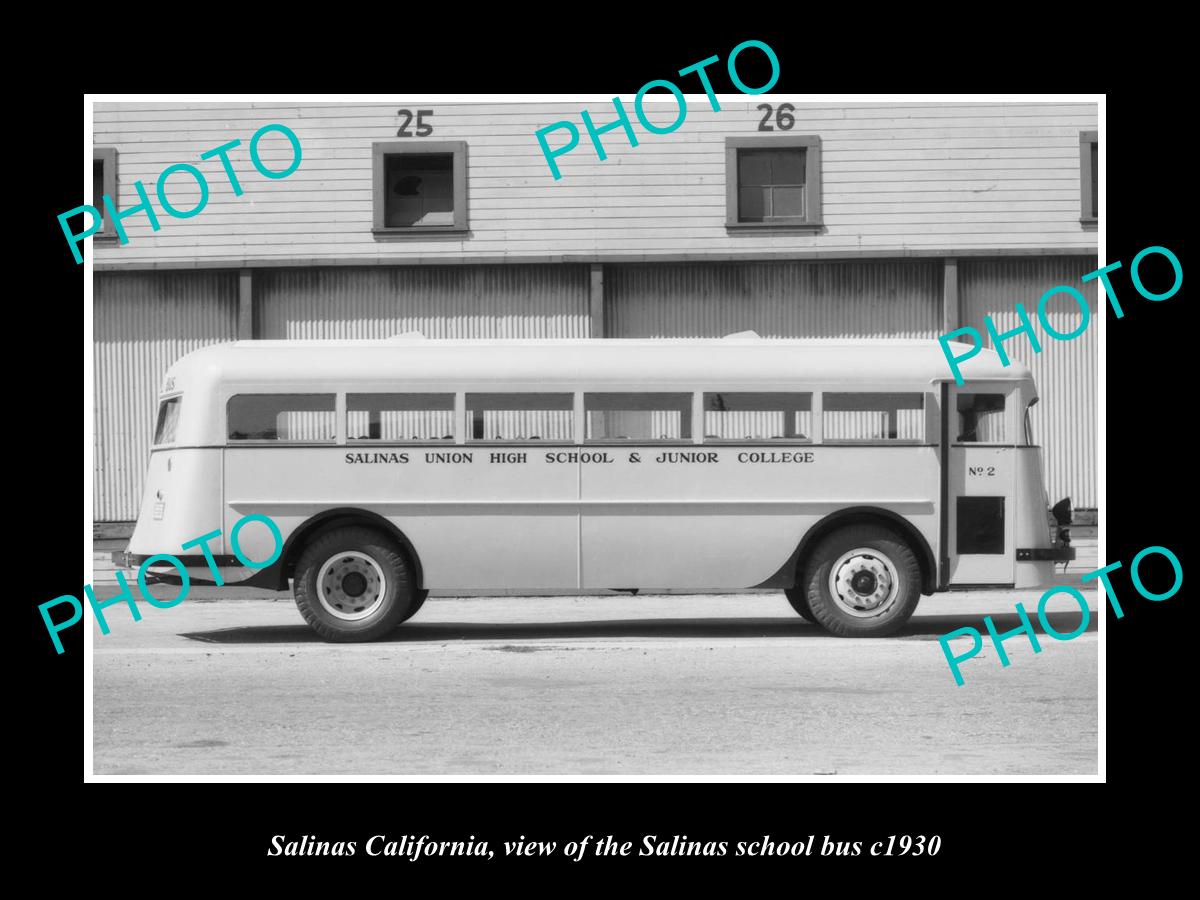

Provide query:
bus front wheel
left=293, top=527, right=420, bottom=642
left=783, top=588, right=817, bottom=623
left=801, top=525, right=921, bottom=637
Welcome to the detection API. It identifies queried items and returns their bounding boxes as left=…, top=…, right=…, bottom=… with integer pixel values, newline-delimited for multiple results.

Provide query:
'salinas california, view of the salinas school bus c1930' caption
left=115, top=334, right=1074, bottom=642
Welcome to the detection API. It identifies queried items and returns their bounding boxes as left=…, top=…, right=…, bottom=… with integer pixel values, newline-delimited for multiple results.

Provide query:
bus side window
left=153, top=396, right=182, bottom=445
left=227, top=394, right=337, bottom=442
left=703, top=392, right=811, bottom=442
left=465, top=393, right=574, bottom=442
left=823, top=392, right=925, bottom=442
left=585, top=393, right=693, bottom=442
left=956, top=393, right=1006, bottom=443
left=347, top=393, right=455, bottom=442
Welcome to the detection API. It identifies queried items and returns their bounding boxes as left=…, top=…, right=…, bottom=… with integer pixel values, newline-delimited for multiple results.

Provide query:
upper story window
left=466, top=393, right=573, bottom=442
left=372, top=141, right=468, bottom=235
left=585, top=393, right=693, bottom=442
left=1080, top=130, right=1098, bottom=225
left=725, top=136, right=822, bottom=230
left=228, top=394, right=336, bottom=442
left=91, top=147, right=118, bottom=239
left=703, top=392, right=812, bottom=441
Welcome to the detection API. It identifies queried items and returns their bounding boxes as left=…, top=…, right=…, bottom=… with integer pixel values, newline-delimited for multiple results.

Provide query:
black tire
left=784, top=587, right=818, bottom=623
left=802, top=524, right=921, bottom=637
left=397, top=589, right=429, bottom=626
left=293, top=526, right=418, bottom=642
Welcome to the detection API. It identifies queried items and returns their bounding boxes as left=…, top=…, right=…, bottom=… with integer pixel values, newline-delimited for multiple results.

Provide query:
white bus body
left=118, top=337, right=1074, bottom=641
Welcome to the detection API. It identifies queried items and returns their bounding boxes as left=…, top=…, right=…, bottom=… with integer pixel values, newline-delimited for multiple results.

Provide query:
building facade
left=92, top=100, right=1099, bottom=525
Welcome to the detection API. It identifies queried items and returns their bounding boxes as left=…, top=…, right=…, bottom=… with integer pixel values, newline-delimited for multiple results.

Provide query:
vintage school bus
left=117, top=336, right=1074, bottom=641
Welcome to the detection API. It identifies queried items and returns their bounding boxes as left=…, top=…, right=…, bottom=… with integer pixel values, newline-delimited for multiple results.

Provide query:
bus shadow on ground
left=180, top=611, right=1097, bottom=645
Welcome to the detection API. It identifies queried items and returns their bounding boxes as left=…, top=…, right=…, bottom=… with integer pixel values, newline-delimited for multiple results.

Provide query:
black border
left=29, top=28, right=1189, bottom=879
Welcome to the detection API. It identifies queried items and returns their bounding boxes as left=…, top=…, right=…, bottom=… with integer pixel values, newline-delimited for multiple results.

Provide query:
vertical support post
left=942, top=258, right=959, bottom=335
left=938, top=381, right=951, bottom=590
left=589, top=263, right=605, bottom=338
left=238, top=269, right=254, bottom=339
left=454, top=392, right=466, bottom=446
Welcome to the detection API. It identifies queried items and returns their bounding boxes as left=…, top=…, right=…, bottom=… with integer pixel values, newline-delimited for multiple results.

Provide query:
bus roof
left=166, top=337, right=1031, bottom=389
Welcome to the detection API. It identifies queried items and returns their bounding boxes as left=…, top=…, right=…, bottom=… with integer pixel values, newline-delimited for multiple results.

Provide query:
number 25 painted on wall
left=397, top=109, right=434, bottom=137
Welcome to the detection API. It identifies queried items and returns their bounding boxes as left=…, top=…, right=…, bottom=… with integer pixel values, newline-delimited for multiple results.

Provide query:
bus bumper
left=1016, top=547, right=1076, bottom=561
left=111, top=550, right=286, bottom=589
left=112, top=550, right=241, bottom=571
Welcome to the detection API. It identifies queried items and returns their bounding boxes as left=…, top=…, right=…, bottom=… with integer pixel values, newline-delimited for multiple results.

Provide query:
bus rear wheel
left=802, top=525, right=921, bottom=637
left=399, top=590, right=430, bottom=626
left=293, top=527, right=419, bottom=642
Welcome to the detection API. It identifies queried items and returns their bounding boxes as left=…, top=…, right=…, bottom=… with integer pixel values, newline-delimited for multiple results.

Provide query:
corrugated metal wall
left=961, top=256, right=1097, bottom=508
left=257, top=266, right=590, bottom=339
left=607, top=261, right=941, bottom=443
left=94, top=258, right=1095, bottom=521
left=94, top=272, right=239, bottom=520
left=607, top=260, right=942, bottom=338
left=609, top=257, right=1096, bottom=508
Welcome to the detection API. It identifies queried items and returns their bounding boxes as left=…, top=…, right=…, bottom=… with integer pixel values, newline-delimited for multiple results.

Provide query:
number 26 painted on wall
left=397, top=109, right=434, bottom=137
left=757, top=103, right=795, bottom=132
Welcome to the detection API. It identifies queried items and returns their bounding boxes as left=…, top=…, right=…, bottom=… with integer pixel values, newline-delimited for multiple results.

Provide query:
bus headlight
left=1049, top=497, right=1072, bottom=547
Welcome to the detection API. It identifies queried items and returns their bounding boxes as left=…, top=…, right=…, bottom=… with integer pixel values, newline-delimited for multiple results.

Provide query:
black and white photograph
left=81, top=91, right=1102, bottom=778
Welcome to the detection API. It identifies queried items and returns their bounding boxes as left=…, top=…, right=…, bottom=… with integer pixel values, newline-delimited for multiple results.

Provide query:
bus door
left=946, top=382, right=1018, bottom=586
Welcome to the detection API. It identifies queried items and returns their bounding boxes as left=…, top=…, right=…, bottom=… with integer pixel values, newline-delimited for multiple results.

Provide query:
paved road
left=91, top=576, right=1099, bottom=776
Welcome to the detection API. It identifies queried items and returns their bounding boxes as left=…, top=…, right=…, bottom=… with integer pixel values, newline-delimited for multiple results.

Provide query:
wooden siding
left=92, top=102, right=1098, bottom=267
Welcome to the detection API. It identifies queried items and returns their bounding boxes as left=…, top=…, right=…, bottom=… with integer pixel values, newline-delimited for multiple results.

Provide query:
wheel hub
left=829, top=549, right=899, bottom=618
left=850, top=571, right=877, bottom=595
left=316, top=552, right=387, bottom=621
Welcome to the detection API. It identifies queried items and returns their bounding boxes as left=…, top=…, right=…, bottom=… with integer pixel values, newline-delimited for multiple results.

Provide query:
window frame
left=464, top=391, right=575, bottom=444
left=820, top=391, right=927, bottom=444
left=1079, top=130, right=1098, bottom=226
left=725, top=135, right=822, bottom=231
left=152, top=393, right=182, bottom=446
left=372, top=141, right=469, bottom=236
left=226, top=393, right=339, bottom=445
left=701, top=391, right=813, bottom=444
left=93, top=147, right=118, bottom=239
left=346, top=392, right=456, bottom=443
left=953, top=392, right=1009, bottom=446
left=583, top=391, right=695, bottom=444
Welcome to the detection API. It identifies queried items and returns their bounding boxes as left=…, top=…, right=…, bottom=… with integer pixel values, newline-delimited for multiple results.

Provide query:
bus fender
left=751, top=507, right=937, bottom=595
